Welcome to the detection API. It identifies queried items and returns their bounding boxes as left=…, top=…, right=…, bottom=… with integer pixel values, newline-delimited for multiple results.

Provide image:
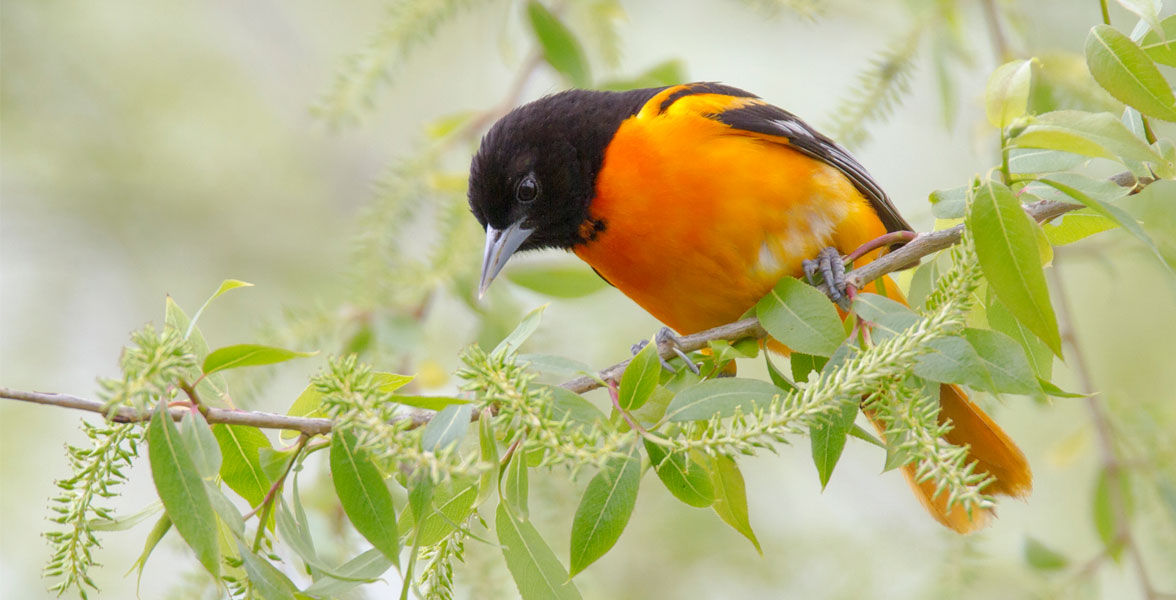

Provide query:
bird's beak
left=478, top=220, right=534, bottom=299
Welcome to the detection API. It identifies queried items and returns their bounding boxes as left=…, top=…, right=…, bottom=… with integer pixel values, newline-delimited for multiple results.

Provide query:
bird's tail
left=869, top=276, right=1032, bottom=532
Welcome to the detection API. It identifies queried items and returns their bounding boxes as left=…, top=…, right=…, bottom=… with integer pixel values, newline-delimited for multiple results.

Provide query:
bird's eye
left=516, top=174, right=539, bottom=203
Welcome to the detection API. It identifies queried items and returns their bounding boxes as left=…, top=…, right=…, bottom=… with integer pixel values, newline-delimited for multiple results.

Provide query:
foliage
left=19, top=1, right=1176, bottom=599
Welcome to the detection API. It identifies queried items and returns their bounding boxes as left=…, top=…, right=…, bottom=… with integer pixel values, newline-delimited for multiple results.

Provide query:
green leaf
left=331, top=429, right=400, bottom=564
left=402, top=479, right=478, bottom=547
left=373, top=371, right=414, bottom=392
left=643, top=437, right=714, bottom=508
left=1024, top=537, right=1070, bottom=571
left=164, top=296, right=210, bottom=356
left=1116, top=0, right=1163, bottom=36
left=493, top=304, right=546, bottom=358
left=526, top=0, right=591, bottom=87
left=809, top=399, right=858, bottom=490
left=789, top=352, right=828, bottom=383
left=303, top=548, right=394, bottom=598
left=763, top=353, right=798, bottom=392
left=206, top=483, right=245, bottom=540
left=90, top=502, right=162, bottom=532
left=988, top=296, right=1054, bottom=380
left=178, top=411, right=221, bottom=479
left=619, top=338, right=661, bottom=411
left=1040, top=208, right=1117, bottom=245
left=1093, top=467, right=1132, bottom=560
left=148, top=400, right=220, bottom=577
left=985, top=59, right=1034, bottom=129
left=477, top=409, right=499, bottom=506
left=186, top=279, right=253, bottom=339
left=545, top=385, right=607, bottom=428
left=503, top=446, right=530, bottom=520
left=662, top=378, right=780, bottom=423
left=506, top=263, right=609, bottom=298
left=1086, top=25, right=1176, bottom=122
left=967, top=179, right=1062, bottom=356
left=912, top=335, right=992, bottom=389
left=1012, top=110, right=1167, bottom=165
left=755, top=276, right=846, bottom=356
left=283, top=384, right=325, bottom=441
left=1140, top=15, right=1176, bottom=66
left=850, top=292, right=914, bottom=322
left=520, top=353, right=595, bottom=377
left=259, top=446, right=297, bottom=482
left=1007, top=148, right=1086, bottom=174
left=236, top=543, right=298, bottom=600
left=930, top=185, right=968, bottom=219
left=1120, top=179, right=1176, bottom=265
left=569, top=448, right=642, bottom=576
left=496, top=503, right=583, bottom=600
left=202, top=344, right=316, bottom=375
left=964, top=328, right=1042, bottom=395
left=599, top=59, right=686, bottom=91
left=127, top=514, right=171, bottom=582
left=1037, top=174, right=1172, bottom=271
left=420, top=404, right=474, bottom=452
left=1038, top=378, right=1087, bottom=398
left=213, top=424, right=272, bottom=508
left=709, top=455, right=761, bottom=554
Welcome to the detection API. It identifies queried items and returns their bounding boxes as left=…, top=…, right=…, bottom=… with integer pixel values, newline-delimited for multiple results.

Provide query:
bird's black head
left=468, top=87, right=664, bottom=296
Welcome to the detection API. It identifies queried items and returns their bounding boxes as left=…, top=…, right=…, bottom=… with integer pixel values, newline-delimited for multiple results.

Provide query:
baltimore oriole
left=467, top=82, right=1031, bottom=532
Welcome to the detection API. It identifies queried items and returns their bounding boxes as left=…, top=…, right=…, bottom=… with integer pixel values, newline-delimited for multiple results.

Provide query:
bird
left=466, top=81, right=1031, bottom=532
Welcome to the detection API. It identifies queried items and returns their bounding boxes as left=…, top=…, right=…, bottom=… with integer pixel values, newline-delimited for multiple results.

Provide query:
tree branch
left=0, top=173, right=1156, bottom=426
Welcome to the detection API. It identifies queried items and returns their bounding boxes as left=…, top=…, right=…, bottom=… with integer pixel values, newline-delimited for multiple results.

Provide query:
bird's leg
left=803, top=246, right=851, bottom=310
left=631, top=327, right=700, bottom=374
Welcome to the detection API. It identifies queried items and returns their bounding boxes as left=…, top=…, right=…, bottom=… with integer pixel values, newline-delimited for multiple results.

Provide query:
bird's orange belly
left=575, top=122, right=888, bottom=335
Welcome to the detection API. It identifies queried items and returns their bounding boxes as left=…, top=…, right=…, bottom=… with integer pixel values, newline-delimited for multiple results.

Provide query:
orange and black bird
left=468, top=82, right=1031, bottom=532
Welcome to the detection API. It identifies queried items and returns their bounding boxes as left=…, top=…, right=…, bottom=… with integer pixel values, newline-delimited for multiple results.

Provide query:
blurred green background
left=3, top=1, right=1174, bottom=598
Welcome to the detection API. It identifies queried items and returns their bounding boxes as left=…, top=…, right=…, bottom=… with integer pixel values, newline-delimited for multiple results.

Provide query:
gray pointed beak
left=478, top=221, right=534, bottom=299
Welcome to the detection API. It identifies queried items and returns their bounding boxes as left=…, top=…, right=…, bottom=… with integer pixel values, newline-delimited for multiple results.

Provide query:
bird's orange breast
left=574, top=88, right=889, bottom=335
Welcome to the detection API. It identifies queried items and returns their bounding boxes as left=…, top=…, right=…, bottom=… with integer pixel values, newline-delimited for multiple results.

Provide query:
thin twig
left=1051, top=253, right=1172, bottom=600
left=0, top=174, right=1159, bottom=423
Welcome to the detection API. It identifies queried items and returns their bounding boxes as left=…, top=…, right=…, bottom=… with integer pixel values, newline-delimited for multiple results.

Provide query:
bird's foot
left=631, top=327, right=700, bottom=374
left=803, top=246, right=852, bottom=310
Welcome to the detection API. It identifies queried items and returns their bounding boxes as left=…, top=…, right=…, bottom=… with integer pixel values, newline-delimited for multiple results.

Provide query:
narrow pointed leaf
left=1012, top=110, right=1167, bottom=165
left=1140, top=15, right=1176, bottom=66
left=644, top=437, right=714, bottom=507
left=756, top=276, right=846, bottom=356
left=964, top=328, right=1042, bottom=395
left=809, top=399, right=858, bottom=490
left=236, top=542, right=297, bottom=600
left=569, top=449, right=642, bottom=575
left=663, top=378, right=780, bottom=422
left=331, top=429, right=400, bottom=564
left=493, top=305, right=546, bottom=357
left=148, top=400, right=220, bottom=577
left=477, top=408, right=500, bottom=506
left=506, top=263, right=609, bottom=297
left=213, top=424, right=272, bottom=507
left=178, top=411, right=221, bottom=479
left=1086, top=24, right=1176, bottom=122
left=526, top=1, right=591, bottom=87
left=496, top=503, right=582, bottom=600
left=420, top=404, right=473, bottom=452
left=503, top=446, right=530, bottom=520
left=619, top=338, right=661, bottom=410
left=967, top=179, right=1062, bottom=356
left=187, top=279, right=253, bottom=339
left=202, top=344, right=316, bottom=375
left=303, top=548, right=394, bottom=597
left=985, top=59, right=1034, bottom=128
left=709, top=455, right=761, bottom=554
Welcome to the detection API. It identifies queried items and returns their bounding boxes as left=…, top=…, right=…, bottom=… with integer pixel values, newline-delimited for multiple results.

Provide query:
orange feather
left=575, top=85, right=1031, bottom=532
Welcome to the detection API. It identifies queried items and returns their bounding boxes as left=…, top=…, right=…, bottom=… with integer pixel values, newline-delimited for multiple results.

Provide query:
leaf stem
left=1099, top=0, right=1111, bottom=26
left=246, top=433, right=310, bottom=552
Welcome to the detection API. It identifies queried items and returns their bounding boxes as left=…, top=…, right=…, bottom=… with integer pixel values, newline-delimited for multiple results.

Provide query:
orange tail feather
left=885, top=383, right=1032, bottom=533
